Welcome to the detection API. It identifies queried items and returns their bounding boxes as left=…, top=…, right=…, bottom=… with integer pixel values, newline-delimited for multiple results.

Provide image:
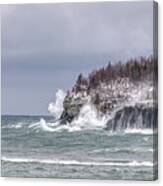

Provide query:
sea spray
left=48, top=89, right=66, bottom=119
left=30, top=84, right=156, bottom=133
left=30, top=104, right=107, bottom=132
left=31, top=88, right=107, bottom=132
left=71, top=103, right=107, bottom=129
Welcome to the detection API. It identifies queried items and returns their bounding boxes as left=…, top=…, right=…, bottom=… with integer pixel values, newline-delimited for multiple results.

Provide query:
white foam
left=28, top=118, right=60, bottom=132
left=1, top=157, right=155, bottom=167
left=29, top=86, right=157, bottom=133
left=3, top=122, right=24, bottom=129
left=48, top=89, right=66, bottom=119
left=124, top=129, right=155, bottom=135
left=28, top=119, right=156, bottom=134
left=71, top=103, right=107, bottom=130
left=91, top=147, right=154, bottom=153
left=29, top=102, right=108, bottom=133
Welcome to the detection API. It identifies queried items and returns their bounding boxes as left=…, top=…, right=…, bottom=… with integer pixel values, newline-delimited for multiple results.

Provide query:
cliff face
left=105, top=104, right=157, bottom=131
left=60, top=57, right=158, bottom=130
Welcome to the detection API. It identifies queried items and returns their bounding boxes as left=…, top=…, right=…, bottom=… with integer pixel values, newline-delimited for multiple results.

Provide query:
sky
left=1, top=1, right=154, bottom=115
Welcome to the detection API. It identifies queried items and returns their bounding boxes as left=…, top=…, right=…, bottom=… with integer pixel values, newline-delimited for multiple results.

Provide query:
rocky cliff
left=59, top=57, right=158, bottom=131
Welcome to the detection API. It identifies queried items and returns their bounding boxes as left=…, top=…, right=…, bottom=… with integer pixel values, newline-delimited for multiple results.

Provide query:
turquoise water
left=1, top=115, right=157, bottom=180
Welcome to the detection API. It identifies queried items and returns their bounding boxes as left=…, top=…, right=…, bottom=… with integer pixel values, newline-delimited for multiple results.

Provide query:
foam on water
left=124, top=128, right=155, bottom=135
left=2, top=122, right=25, bottom=129
left=8, top=88, right=156, bottom=134
left=28, top=112, right=155, bottom=134
left=1, top=157, right=155, bottom=167
left=91, top=147, right=154, bottom=154
left=29, top=119, right=61, bottom=132
left=29, top=101, right=108, bottom=132
left=71, top=103, right=107, bottom=129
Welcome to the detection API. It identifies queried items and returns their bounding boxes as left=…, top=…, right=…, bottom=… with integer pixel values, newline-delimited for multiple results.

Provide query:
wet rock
left=105, top=104, right=158, bottom=131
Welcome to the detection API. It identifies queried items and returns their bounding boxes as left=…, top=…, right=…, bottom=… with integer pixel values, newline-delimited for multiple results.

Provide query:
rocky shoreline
left=59, top=57, right=158, bottom=130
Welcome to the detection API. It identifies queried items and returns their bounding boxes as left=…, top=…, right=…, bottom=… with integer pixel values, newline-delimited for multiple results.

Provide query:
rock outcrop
left=59, top=57, right=158, bottom=130
left=105, top=103, right=157, bottom=131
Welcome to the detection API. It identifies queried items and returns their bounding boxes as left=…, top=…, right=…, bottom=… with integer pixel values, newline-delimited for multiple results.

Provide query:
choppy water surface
left=1, top=115, right=157, bottom=180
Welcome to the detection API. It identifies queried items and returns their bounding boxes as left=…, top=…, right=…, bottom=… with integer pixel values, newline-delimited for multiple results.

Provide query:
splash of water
left=30, top=84, right=155, bottom=133
left=71, top=103, right=107, bottom=129
left=43, top=90, right=108, bottom=132
left=30, top=103, right=107, bottom=132
left=48, top=89, right=66, bottom=119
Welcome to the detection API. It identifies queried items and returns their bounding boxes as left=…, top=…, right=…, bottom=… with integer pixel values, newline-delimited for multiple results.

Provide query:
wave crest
left=1, top=157, right=156, bottom=167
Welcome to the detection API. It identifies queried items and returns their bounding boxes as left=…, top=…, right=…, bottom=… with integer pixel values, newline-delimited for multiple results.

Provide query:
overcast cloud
left=1, top=1, right=154, bottom=115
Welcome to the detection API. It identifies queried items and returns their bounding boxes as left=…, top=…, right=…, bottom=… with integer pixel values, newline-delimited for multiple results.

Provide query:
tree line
left=72, top=56, right=157, bottom=93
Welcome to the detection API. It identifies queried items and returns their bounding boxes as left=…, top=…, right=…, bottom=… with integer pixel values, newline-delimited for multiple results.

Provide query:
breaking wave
left=29, top=91, right=108, bottom=132
left=91, top=147, right=154, bottom=154
left=5, top=89, right=156, bottom=134
left=124, top=128, right=155, bottom=135
left=1, top=157, right=155, bottom=167
left=2, top=122, right=24, bottom=129
left=28, top=119, right=60, bottom=132
left=27, top=88, right=156, bottom=133
left=71, top=103, right=108, bottom=129
left=28, top=120, right=155, bottom=134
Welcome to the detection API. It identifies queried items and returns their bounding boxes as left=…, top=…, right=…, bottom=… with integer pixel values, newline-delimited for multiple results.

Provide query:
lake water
left=1, top=115, right=158, bottom=180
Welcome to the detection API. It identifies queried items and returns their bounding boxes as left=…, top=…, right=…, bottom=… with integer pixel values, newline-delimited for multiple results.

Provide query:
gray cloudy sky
left=1, top=1, right=154, bottom=115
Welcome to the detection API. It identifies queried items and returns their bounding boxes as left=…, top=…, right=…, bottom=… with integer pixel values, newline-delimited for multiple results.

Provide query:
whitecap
left=1, top=157, right=156, bottom=167
left=2, top=122, right=24, bottom=129
left=124, top=129, right=155, bottom=135
left=91, top=147, right=154, bottom=154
